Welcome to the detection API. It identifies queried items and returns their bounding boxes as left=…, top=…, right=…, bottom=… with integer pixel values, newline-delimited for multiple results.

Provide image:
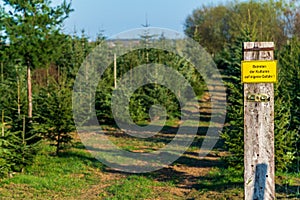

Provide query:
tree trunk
left=56, top=133, right=61, bottom=155
left=17, top=77, right=21, bottom=116
left=1, top=110, right=4, bottom=137
left=27, top=65, right=32, bottom=119
left=1, top=62, right=3, bottom=82
left=21, top=115, right=26, bottom=173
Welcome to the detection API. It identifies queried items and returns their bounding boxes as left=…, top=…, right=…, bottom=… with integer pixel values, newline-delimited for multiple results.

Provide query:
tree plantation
left=0, top=0, right=299, bottom=199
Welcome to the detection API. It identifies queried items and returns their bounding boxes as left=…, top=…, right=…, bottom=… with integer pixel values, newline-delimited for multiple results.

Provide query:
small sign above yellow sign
left=241, top=60, right=277, bottom=83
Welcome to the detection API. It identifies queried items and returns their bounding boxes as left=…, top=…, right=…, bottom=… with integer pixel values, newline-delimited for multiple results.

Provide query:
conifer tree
left=277, top=37, right=300, bottom=171
left=217, top=27, right=252, bottom=169
left=36, top=75, right=75, bottom=155
left=4, top=115, right=41, bottom=173
left=0, top=64, right=41, bottom=177
left=2, top=0, right=72, bottom=118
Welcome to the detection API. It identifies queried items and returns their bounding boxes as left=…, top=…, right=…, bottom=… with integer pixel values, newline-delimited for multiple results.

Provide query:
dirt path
left=77, top=83, right=228, bottom=199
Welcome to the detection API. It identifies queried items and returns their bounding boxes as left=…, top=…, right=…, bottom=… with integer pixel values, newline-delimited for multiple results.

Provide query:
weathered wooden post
left=242, top=42, right=276, bottom=200
left=114, top=53, right=117, bottom=89
left=1, top=110, right=4, bottom=137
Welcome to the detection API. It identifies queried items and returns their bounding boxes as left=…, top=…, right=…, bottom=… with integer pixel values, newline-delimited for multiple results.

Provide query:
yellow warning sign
left=241, top=60, right=277, bottom=83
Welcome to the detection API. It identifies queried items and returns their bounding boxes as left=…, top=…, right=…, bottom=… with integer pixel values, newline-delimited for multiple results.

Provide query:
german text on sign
left=241, top=60, right=277, bottom=83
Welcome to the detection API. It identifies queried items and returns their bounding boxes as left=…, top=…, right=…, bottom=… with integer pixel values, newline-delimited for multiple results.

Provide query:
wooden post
left=114, top=53, right=117, bottom=89
left=27, top=65, right=32, bottom=119
left=243, top=42, right=275, bottom=200
left=1, top=62, right=3, bottom=82
left=17, top=77, right=21, bottom=116
left=21, top=115, right=26, bottom=173
left=1, top=110, right=4, bottom=137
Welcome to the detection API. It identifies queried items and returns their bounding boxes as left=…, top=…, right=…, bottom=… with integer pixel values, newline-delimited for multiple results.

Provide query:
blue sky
left=53, top=0, right=227, bottom=39
left=1, top=0, right=229, bottom=39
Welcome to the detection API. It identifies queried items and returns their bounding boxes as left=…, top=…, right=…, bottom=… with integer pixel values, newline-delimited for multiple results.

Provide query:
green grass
left=196, top=167, right=243, bottom=194
left=0, top=142, right=181, bottom=199
left=0, top=144, right=104, bottom=199
left=100, top=176, right=164, bottom=200
left=0, top=139, right=299, bottom=200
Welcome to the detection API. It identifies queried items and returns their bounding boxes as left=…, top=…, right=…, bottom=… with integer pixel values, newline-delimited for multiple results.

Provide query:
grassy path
left=0, top=90, right=299, bottom=199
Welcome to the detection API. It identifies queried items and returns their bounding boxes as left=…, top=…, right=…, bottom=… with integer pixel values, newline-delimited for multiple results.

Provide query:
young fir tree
left=217, top=27, right=252, bottom=170
left=0, top=73, right=41, bottom=176
left=5, top=115, right=41, bottom=173
left=36, top=75, right=75, bottom=155
left=277, top=37, right=300, bottom=171
left=0, top=111, right=12, bottom=177
left=0, top=63, right=31, bottom=176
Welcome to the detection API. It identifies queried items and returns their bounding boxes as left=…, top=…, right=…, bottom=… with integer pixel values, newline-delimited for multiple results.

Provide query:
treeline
left=185, top=0, right=300, bottom=54
left=184, top=0, right=299, bottom=172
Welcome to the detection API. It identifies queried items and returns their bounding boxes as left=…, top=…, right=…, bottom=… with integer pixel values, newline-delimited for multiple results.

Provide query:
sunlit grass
left=0, top=140, right=298, bottom=199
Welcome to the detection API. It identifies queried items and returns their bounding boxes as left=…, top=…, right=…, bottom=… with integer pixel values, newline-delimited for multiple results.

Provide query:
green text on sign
left=241, top=60, right=277, bottom=83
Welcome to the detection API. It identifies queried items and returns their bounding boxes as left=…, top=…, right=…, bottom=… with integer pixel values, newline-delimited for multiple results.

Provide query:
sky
left=52, top=0, right=227, bottom=39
